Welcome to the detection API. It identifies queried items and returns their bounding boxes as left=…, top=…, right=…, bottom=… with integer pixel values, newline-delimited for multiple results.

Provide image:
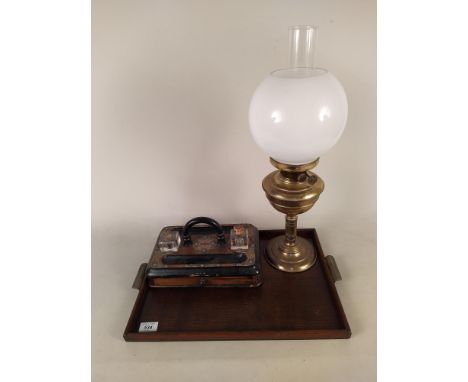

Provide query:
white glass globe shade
left=249, top=68, right=348, bottom=165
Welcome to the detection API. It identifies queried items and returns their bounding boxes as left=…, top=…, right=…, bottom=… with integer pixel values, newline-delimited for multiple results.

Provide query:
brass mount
left=262, top=158, right=324, bottom=272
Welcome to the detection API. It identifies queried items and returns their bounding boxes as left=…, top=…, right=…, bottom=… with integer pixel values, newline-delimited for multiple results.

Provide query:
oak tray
left=124, top=228, right=351, bottom=341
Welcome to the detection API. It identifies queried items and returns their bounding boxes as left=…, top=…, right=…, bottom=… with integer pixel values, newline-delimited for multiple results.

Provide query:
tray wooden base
left=124, top=229, right=351, bottom=341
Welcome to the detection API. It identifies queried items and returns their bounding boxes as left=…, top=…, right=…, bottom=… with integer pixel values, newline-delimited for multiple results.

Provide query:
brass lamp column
left=262, top=158, right=324, bottom=272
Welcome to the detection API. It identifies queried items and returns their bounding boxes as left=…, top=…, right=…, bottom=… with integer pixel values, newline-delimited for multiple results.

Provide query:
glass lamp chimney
left=288, top=25, right=318, bottom=69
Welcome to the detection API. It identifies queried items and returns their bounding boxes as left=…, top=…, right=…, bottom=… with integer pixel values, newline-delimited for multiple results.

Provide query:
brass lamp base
left=262, top=158, right=324, bottom=273
left=266, top=235, right=316, bottom=272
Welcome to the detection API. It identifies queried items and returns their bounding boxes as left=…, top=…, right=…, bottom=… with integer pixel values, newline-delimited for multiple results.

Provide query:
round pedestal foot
left=266, top=235, right=317, bottom=272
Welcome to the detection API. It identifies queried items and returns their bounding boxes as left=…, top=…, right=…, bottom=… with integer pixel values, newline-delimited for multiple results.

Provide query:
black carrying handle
left=182, top=216, right=226, bottom=246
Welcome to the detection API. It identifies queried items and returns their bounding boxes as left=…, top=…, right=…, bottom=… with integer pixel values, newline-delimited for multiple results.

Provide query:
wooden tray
left=124, top=229, right=351, bottom=341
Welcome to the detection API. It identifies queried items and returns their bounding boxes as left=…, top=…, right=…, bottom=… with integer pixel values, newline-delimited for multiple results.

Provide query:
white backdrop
left=92, top=0, right=376, bottom=380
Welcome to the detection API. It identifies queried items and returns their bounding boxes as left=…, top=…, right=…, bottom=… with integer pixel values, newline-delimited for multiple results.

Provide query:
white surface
left=92, top=0, right=376, bottom=380
left=249, top=69, right=348, bottom=164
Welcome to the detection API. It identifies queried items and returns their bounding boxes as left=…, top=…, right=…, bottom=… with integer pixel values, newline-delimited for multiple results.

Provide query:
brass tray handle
left=181, top=216, right=226, bottom=246
left=325, top=255, right=342, bottom=282
left=132, top=263, right=147, bottom=290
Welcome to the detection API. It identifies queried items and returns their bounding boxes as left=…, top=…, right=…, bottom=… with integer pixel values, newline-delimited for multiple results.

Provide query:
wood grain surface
left=124, top=229, right=351, bottom=341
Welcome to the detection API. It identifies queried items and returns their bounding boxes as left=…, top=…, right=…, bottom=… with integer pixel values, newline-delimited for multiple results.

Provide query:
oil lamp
left=249, top=25, right=348, bottom=272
